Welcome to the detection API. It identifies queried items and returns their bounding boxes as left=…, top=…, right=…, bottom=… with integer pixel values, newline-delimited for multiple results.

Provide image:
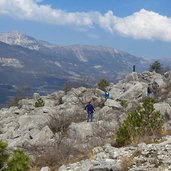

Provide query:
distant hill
left=0, top=31, right=152, bottom=105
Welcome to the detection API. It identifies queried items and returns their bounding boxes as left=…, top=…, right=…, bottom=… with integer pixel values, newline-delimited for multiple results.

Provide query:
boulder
left=154, top=102, right=171, bottom=119
left=29, top=126, right=54, bottom=146
left=40, top=166, right=50, bottom=171
left=125, top=72, right=139, bottom=82
left=18, top=114, right=49, bottom=131
left=104, top=99, right=122, bottom=109
left=119, top=82, right=147, bottom=100
left=67, top=122, right=93, bottom=142
left=33, top=93, right=40, bottom=101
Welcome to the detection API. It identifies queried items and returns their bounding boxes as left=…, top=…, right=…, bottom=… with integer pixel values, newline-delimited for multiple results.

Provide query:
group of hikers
left=84, top=90, right=110, bottom=122
left=84, top=81, right=159, bottom=122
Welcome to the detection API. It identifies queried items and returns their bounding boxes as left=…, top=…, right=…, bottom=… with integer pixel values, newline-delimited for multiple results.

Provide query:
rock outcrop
left=59, top=136, right=171, bottom=171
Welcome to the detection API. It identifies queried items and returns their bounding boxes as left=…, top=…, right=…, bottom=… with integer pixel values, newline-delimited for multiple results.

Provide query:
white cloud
left=113, top=9, right=171, bottom=42
left=0, top=0, right=171, bottom=42
left=0, top=0, right=96, bottom=26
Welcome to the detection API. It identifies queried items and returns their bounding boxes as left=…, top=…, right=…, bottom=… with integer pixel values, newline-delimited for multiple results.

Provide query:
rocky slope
left=1, top=71, right=171, bottom=170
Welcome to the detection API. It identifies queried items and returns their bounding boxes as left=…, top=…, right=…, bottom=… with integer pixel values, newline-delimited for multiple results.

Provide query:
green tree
left=0, top=141, right=9, bottom=169
left=149, top=60, right=163, bottom=73
left=120, top=99, right=128, bottom=109
left=116, top=97, right=164, bottom=147
left=35, top=97, right=45, bottom=107
left=7, top=149, right=30, bottom=171
left=97, top=79, right=109, bottom=91
left=0, top=141, right=30, bottom=171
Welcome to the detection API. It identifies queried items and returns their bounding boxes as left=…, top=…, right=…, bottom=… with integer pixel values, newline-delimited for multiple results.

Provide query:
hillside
left=1, top=71, right=171, bottom=170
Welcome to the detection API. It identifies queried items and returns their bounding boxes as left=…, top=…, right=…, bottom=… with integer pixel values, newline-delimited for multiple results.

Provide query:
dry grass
left=132, top=148, right=142, bottom=158
left=29, top=166, right=40, bottom=171
left=31, top=143, right=91, bottom=170
left=120, top=155, right=134, bottom=171
left=47, top=108, right=86, bottom=134
left=161, top=128, right=171, bottom=136
left=120, top=148, right=142, bottom=171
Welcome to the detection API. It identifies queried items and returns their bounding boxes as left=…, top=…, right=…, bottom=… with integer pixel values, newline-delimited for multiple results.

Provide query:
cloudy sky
left=0, top=0, right=171, bottom=58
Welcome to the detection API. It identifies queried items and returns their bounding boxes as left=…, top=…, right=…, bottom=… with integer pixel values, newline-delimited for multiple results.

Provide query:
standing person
left=147, top=84, right=152, bottom=97
left=84, top=101, right=95, bottom=122
left=133, top=65, right=136, bottom=72
left=104, top=90, right=109, bottom=101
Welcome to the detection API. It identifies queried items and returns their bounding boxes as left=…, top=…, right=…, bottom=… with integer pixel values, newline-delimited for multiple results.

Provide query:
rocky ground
left=1, top=71, right=171, bottom=170
left=58, top=135, right=171, bottom=171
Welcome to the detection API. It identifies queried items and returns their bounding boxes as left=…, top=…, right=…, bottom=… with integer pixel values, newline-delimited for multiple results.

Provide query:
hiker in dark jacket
left=104, top=90, right=109, bottom=101
left=84, top=101, right=95, bottom=122
left=147, top=84, right=152, bottom=97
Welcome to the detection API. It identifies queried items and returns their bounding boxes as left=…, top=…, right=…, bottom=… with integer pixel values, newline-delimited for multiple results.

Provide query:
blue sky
left=0, top=0, right=171, bottom=58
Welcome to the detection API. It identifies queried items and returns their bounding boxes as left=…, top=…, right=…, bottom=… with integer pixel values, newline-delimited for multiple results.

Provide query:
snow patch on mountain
left=72, top=47, right=88, bottom=62
left=54, top=61, right=62, bottom=68
left=0, top=31, right=55, bottom=50
left=68, top=71, right=80, bottom=77
left=94, top=65, right=102, bottom=69
left=0, top=57, right=23, bottom=68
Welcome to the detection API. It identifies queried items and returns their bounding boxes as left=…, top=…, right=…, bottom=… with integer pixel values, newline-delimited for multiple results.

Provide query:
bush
left=120, top=99, right=128, bottom=109
left=116, top=97, right=164, bottom=147
left=97, top=79, right=109, bottom=91
left=35, top=98, right=45, bottom=107
left=7, top=149, right=30, bottom=171
left=149, top=61, right=163, bottom=74
left=0, top=141, right=9, bottom=169
left=0, top=141, right=30, bottom=171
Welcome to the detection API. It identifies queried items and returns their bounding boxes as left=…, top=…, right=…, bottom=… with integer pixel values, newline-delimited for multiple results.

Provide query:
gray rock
left=33, top=93, right=40, bottom=101
left=154, top=102, right=171, bottom=119
left=40, top=166, right=50, bottom=171
left=67, top=122, right=93, bottom=142
left=104, top=99, right=122, bottom=109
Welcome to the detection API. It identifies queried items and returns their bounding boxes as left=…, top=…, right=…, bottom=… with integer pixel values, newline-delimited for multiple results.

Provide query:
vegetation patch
left=116, top=97, right=164, bottom=147
left=120, top=99, right=128, bottom=109
left=97, top=79, right=109, bottom=91
left=35, top=97, right=45, bottom=107
left=0, top=140, right=30, bottom=171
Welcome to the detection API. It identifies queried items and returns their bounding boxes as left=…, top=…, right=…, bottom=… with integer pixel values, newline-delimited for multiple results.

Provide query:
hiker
left=147, top=84, right=152, bottom=97
left=104, top=90, right=109, bottom=101
left=133, top=65, right=135, bottom=72
left=84, top=101, right=95, bottom=122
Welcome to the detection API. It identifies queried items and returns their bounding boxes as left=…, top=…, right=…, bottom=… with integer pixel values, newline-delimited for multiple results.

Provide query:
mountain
left=0, top=31, right=151, bottom=105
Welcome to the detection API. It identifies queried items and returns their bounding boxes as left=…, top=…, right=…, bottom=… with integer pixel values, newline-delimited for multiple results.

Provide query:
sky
left=0, top=0, right=171, bottom=59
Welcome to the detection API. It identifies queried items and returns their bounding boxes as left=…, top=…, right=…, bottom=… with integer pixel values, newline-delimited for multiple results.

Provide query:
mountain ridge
left=0, top=31, right=152, bottom=106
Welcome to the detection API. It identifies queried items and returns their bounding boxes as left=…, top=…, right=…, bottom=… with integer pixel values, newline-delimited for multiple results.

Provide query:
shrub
left=48, top=109, right=86, bottom=134
left=116, top=97, right=164, bottom=147
left=97, top=79, right=109, bottom=91
left=120, top=99, right=128, bottom=109
left=0, top=141, right=9, bottom=169
left=7, top=149, right=30, bottom=171
left=149, top=61, right=163, bottom=74
left=35, top=98, right=45, bottom=107
left=120, top=155, right=133, bottom=171
left=0, top=141, right=30, bottom=171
